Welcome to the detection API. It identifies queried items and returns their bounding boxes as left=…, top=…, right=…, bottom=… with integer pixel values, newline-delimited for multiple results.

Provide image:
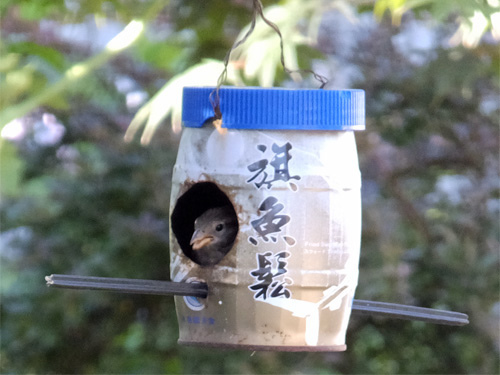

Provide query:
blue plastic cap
left=182, top=87, right=365, bottom=131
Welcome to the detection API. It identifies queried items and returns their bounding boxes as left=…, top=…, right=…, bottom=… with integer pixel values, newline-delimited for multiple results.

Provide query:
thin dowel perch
left=46, top=274, right=469, bottom=326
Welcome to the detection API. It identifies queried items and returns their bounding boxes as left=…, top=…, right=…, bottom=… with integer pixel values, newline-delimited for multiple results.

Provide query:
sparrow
left=189, top=206, right=238, bottom=266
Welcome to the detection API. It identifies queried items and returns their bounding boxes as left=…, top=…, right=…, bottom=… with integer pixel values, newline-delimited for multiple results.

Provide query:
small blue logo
left=183, top=277, right=206, bottom=311
left=183, top=295, right=205, bottom=311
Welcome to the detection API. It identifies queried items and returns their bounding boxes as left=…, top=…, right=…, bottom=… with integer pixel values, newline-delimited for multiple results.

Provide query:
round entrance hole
left=171, top=182, right=239, bottom=266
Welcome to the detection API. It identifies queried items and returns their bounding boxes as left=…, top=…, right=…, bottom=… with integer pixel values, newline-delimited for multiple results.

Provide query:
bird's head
left=190, top=206, right=238, bottom=251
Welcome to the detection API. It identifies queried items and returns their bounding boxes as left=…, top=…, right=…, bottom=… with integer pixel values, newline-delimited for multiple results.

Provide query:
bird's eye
left=215, top=224, right=224, bottom=231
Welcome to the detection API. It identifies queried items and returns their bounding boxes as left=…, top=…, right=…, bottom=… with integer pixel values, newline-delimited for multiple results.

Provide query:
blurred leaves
left=229, top=1, right=317, bottom=86
left=124, top=59, right=242, bottom=142
left=374, top=0, right=500, bottom=47
left=0, top=19, right=146, bottom=127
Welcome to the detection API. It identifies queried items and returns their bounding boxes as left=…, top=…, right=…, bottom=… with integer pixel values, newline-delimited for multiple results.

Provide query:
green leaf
left=133, top=38, right=187, bottom=71
left=0, top=53, right=21, bottom=73
left=0, top=140, right=24, bottom=198
left=18, top=0, right=66, bottom=20
left=8, top=42, right=66, bottom=71
left=113, top=322, right=146, bottom=352
left=164, top=357, right=182, bottom=374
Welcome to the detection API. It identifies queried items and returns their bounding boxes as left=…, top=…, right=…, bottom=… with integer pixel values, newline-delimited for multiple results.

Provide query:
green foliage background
left=1, top=0, right=499, bottom=374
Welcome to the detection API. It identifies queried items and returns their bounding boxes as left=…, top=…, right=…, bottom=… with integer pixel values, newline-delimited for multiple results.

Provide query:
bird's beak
left=190, top=230, right=214, bottom=250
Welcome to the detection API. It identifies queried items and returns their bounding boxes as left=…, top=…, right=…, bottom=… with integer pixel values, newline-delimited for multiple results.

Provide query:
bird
left=189, top=206, right=238, bottom=266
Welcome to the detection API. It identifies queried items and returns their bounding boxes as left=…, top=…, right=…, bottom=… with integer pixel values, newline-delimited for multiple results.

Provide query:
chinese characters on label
left=249, top=251, right=292, bottom=300
left=246, top=141, right=300, bottom=300
left=247, top=142, right=301, bottom=191
left=248, top=196, right=296, bottom=246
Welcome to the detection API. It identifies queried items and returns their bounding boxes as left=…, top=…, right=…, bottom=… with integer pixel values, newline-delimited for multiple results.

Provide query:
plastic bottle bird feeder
left=169, top=86, right=365, bottom=351
left=44, top=86, right=469, bottom=352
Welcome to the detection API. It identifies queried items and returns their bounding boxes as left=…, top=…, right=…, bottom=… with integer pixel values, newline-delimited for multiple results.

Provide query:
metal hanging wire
left=209, top=0, right=329, bottom=122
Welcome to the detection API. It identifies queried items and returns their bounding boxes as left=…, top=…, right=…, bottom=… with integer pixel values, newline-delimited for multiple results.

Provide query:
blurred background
left=1, top=0, right=499, bottom=373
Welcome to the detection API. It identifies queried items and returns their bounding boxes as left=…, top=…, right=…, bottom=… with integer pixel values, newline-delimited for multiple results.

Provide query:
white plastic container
left=169, top=87, right=365, bottom=351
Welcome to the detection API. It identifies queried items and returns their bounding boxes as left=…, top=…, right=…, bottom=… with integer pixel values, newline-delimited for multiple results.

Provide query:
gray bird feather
left=189, top=206, right=238, bottom=265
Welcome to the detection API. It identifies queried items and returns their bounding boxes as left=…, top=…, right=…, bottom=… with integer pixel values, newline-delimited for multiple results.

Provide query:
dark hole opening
left=171, top=182, right=238, bottom=267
